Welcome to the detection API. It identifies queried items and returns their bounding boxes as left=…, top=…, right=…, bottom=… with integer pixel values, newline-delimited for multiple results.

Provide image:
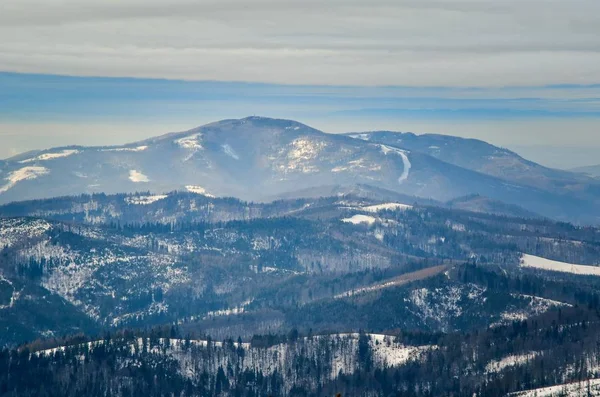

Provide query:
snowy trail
left=379, top=144, right=411, bottom=184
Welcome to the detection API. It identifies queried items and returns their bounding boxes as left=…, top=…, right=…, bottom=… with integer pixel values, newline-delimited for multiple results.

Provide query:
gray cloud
left=2, top=0, right=600, bottom=86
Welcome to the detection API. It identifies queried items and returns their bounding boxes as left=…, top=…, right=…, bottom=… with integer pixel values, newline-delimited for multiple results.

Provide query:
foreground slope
left=2, top=192, right=600, bottom=345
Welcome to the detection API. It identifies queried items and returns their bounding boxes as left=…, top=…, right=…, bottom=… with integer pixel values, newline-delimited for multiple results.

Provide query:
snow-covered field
left=20, top=149, right=79, bottom=163
left=520, top=254, right=600, bottom=276
left=341, top=214, right=377, bottom=225
left=221, top=144, right=240, bottom=160
left=175, top=133, right=203, bottom=150
left=128, top=170, right=150, bottom=183
left=125, top=195, right=168, bottom=205
left=185, top=185, right=215, bottom=197
left=486, top=352, right=541, bottom=374
left=0, top=218, right=52, bottom=248
left=511, top=378, right=600, bottom=396
left=36, top=333, right=434, bottom=385
left=101, top=145, right=148, bottom=152
left=0, top=166, right=49, bottom=193
left=361, top=203, right=413, bottom=212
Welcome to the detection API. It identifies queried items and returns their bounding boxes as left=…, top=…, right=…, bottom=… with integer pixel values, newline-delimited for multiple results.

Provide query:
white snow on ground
left=379, top=144, right=411, bottom=183
left=35, top=334, right=434, bottom=385
left=185, top=185, right=215, bottom=197
left=497, top=294, right=571, bottom=325
left=368, top=334, right=434, bottom=367
left=128, top=170, right=150, bottom=183
left=221, top=144, right=240, bottom=160
left=348, top=133, right=371, bottom=141
left=510, top=378, right=600, bottom=396
left=520, top=254, right=600, bottom=276
left=285, top=138, right=327, bottom=173
left=203, top=299, right=254, bottom=319
left=175, top=133, right=203, bottom=150
left=341, top=214, right=377, bottom=225
left=20, top=149, right=79, bottom=163
left=486, top=352, right=541, bottom=374
left=331, top=159, right=381, bottom=173
left=101, top=145, right=148, bottom=152
left=0, top=218, right=52, bottom=248
left=361, top=203, right=413, bottom=212
left=0, top=166, right=49, bottom=193
left=125, top=195, right=168, bottom=205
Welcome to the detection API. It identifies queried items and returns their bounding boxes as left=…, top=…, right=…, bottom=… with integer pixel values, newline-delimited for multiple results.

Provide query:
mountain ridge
left=1, top=116, right=598, bottom=224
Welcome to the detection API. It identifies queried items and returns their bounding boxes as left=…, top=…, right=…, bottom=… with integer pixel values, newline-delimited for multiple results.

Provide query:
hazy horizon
left=2, top=0, right=600, bottom=169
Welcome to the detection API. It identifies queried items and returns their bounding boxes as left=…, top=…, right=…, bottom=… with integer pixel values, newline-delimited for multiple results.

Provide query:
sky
left=1, top=0, right=600, bottom=168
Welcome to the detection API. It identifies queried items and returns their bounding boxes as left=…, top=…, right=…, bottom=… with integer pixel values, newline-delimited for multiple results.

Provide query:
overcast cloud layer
left=2, top=0, right=600, bottom=86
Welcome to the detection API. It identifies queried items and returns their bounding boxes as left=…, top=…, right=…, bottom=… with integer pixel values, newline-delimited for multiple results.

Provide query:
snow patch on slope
left=129, top=170, right=150, bottom=183
left=341, top=214, right=377, bottom=225
left=379, top=145, right=411, bottom=184
left=204, top=299, right=254, bottom=319
left=102, top=146, right=148, bottom=152
left=520, top=254, right=600, bottom=276
left=486, top=352, right=541, bottom=374
left=221, top=144, right=240, bottom=160
left=125, top=195, right=168, bottom=205
left=0, top=218, right=52, bottom=248
left=498, top=294, right=571, bottom=324
left=348, top=133, right=371, bottom=141
left=20, top=149, right=79, bottom=163
left=361, top=203, right=413, bottom=212
left=175, top=133, right=203, bottom=150
left=510, top=378, right=600, bottom=396
left=37, top=334, right=434, bottom=386
left=332, top=159, right=381, bottom=173
left=285, top=138, right=327, bottom=173
left=0, top=166, right=49, bottom=193
left=185, top=185, right=215, bottom=197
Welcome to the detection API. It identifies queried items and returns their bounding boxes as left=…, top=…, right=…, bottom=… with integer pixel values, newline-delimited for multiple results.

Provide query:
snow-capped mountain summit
left=0, top=117, right=598, bottom=224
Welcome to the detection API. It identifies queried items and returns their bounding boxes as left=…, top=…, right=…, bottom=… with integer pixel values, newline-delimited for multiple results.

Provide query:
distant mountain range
left=1, top=116, right=598, bottom=224
left=572, top=164, right=600, bottom=178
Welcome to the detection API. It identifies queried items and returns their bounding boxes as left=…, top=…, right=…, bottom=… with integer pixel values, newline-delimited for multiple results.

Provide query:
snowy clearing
left=510, top=378, right=600, bottom=396
left=341, top=214, right=377, bottom=225
left=285, top=138, right=327, bottom=174
left=175, top=133, right=203, bottom=150
left=0, top=166, right=49, bottom=193
left=124, top=195, right=168, bottom=205
left=203, top=299, right=254, bottom=319
left=36, top=334, right=435, bottom=382
left=361, top=203, right=413, bottom=212
left=101, top=145, right=148, bottom=152
left=19, top=149, right=79, bottom=163
left=485, top=352, right=541, bottom=374
left=520, top=254, right=600, bottom=276
left=0, top=218, right=52, bottom=248
left=185, top=185, right=215, bottom=197
left=128, top=170, right=150, bottom=183
left=348, top=133, right=371, bottom=141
